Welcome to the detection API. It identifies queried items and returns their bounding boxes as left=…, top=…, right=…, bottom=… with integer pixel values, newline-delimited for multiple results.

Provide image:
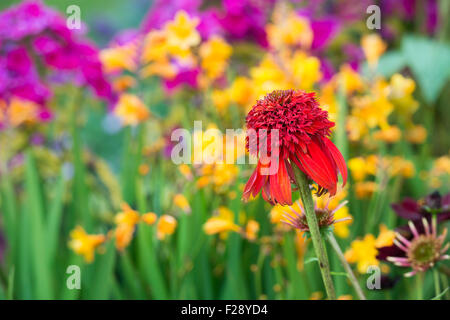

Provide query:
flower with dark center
left=387, top=218, right=449, bottom=277
left=281, top=199, right=351, bottom=233
left=242, top=90, right=347, bottom=205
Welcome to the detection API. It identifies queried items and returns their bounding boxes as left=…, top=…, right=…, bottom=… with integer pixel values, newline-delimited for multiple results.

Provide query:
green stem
left=433, top=268, right=441, bottom=300
left=416, top=272, right=424, bottom=300
left=327, top=233, right=366, bottom=300
left=293, top=166, right=336, bottom=300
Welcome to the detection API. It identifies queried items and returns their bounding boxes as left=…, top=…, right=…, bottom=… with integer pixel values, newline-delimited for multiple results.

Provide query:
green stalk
left=327, top=233, right=366, bottom=300
left=433, top=268, right=441, bottom=300
left=293, top=166, right=336, bottom=300
left=416, top=272, right=424, bottom=300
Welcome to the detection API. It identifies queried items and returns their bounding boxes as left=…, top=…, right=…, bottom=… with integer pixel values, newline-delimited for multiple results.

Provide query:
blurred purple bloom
left=0, top=0, right=114, bottom=112
left=164, top=67, right=200, bottom=92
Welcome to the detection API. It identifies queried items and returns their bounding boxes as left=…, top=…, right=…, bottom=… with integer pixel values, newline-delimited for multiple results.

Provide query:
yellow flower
left=141, top=30, right=169, bottom=63
left=338, top=295, right=353, bottom=300
left=295, top=230, right=308, bottom=271
left=270, top=205, right=285, bottom=224
left=348, top=157, right=368, bottom=181
left=69, top=226, right=105, bottom=263
left=99, top=40, right=138, bottom=73
left=336, top=64, right=364, bottom=94
left=157, top=214, right=177, bottom=240
left=389, top=157, right=415, bottom=178
left=267, top=8, right=313, bottom=49
left=138, top=163, right=150, bottom=176
left=388, top=74, right=419, bottom=117
left=178, top=164, right=193, bottom=180
left=245, top=220, right=260, bottom=241
left=250, top=55, right=290, bottom=98
left=374, top=224, right=395, bottom=248
left=361, top=33, right=386, bottom=68
left=114, top=94, right=150, bottom=126
left=114, top=203, right=140, bottom=251
left=355, top=181, right=377, bottom=199
left=345, top=225, right=395, bottom=273
left=211, top=89, right=230, bottom=113
left=200, top=36, right=232, bottom=80
left=204, top=207, right=240, bottom=236
left=373, top=125, right=402, bottom=143
left=164, top=10, right=200, bottom=51
left=406, top=125, right=427, bottom=144
left=290, top=51, right=322, bottom=90
left=345, top=234, right=378, bottom=273
left=174, top=194, right=191, bottom=213
left=141, top=212, right=157, bottom=225
left=113, top=75, right=137, bottom=92
left=8, top=97, right=40, bottom=126
left=227, top=76, right=254, bottom=108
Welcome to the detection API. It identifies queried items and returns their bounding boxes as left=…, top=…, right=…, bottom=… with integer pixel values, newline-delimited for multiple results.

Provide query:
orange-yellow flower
left=173, top=193, right=191, bottom=213
left=7, top=97, right=40, bottom=126
left=69, top=226, right=105, bottom=263
left=141, top=212, right=157, bottom=225
left=200, top=36, right=232, bottom=80
left=157, top=214, right=177, bottom=240
left=204, top=207, right=240, bottom=236
left=114, top=203, right=140, bottom=251
left=164, top=10, right=200, bottom=51
left=114, top=94, right=150, bottom=126
left=245, top=220, right=260, bottom=241
left=361, top=33, right=386, bottom=68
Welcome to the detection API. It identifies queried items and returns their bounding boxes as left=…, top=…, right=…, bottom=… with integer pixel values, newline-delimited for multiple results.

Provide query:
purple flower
left=0, top=0, right=113, bottom=114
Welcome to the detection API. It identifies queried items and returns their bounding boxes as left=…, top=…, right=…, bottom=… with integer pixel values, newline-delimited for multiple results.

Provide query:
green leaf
left=402, top=35, right=450, bottom=104
left=432, top=286, right=450, bottom=300
left=362, top=51, right=407, bottom=78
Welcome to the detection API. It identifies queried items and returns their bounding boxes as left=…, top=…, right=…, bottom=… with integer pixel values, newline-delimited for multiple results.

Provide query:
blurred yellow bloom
left=250, top=55, right=290, bottom=98
left=141, top=30, right=169, bottom=63
left=138, top=163, right=150, bottom=176
left=355, top=181, right=377, bottom=199
left=228, top=76, right=254, bottom=108
left=157, top=215, right=177, bottom=240
left=178, top=164, right=193, bottom=180
left=336, top=64, right=364, bottom=94
left=174, top=193, right=191, bottom=213
left=113, top=75, right=137, bottom=92
left=373, top=126, right=402, bottom=143
left=69, top=226, right=105, bottom=263
left=406, top=125, right=427, bottom=144
left=204, top=207, right=240, bottom=236
left=114, top=203, right=140, bottom=251
left=348, top=157, right=368, bottom=181
left=164, top=10, right=200, bottom=51
left=211, top=89, right=230, bottom=113
left=338, top=295, right=353, bottom=300
left=141, top=212, right=157, bottom=225
left=8, top=97, right=40, bottom=126
left=267, top=9, right=313, bottom=49
left=374, top=224, right=395, bottom=248
left=200, top=36, right=232, bottom=80
left=345, top=224, right=394, bottom=274
left=290, top=51, right=322, bottom=90
left=361, top=33, right=386, bottom=68
left=270, top=205, right=285, bottom=224
left=114, top=94, right=150, bottom=126
left=388, top=74, right=418, bottom=117
left=295, top=230, right=308, bottom=271
left=100, top=40, right=138, bottom=73
left=245, top=220, right=260, bottom=241
left=310, top=292, right=323, bottom=300
left=345, top=234, right=378, bottom=273
left=389, top=157, right=415, bottom=178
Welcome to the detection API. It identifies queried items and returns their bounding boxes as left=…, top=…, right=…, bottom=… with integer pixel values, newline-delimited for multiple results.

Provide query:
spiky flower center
left=298, top=209, right=334, bottom=230
left=407, top=235, right=442, bottom=271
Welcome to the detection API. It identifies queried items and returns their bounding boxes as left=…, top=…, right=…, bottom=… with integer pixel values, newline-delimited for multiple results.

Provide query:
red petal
left=323, top=137, right=347, bottom=187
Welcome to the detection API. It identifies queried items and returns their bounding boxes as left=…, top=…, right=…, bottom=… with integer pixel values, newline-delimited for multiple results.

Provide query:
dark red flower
left=242, top=90, right=347, bottom=205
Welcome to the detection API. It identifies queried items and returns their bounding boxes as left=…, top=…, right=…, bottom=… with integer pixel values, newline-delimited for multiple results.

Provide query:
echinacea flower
left=386, top=218, right=449, bottom=277
left=242, top=90, right=347, bottom=205
left=69, top=226, right=105, bottom=263
left=282, top=198, right=350, bottom=233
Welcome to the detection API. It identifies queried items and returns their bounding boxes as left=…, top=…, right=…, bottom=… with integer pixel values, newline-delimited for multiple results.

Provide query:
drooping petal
left=323, top=137, right=347, bottom=186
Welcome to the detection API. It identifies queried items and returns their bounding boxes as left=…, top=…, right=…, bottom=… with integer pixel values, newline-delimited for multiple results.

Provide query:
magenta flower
left=0, top=0, right=114, bottom=113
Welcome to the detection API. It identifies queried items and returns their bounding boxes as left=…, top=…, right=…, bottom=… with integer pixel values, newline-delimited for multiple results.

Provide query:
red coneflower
left=242, top=90, right=347, bottom=205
